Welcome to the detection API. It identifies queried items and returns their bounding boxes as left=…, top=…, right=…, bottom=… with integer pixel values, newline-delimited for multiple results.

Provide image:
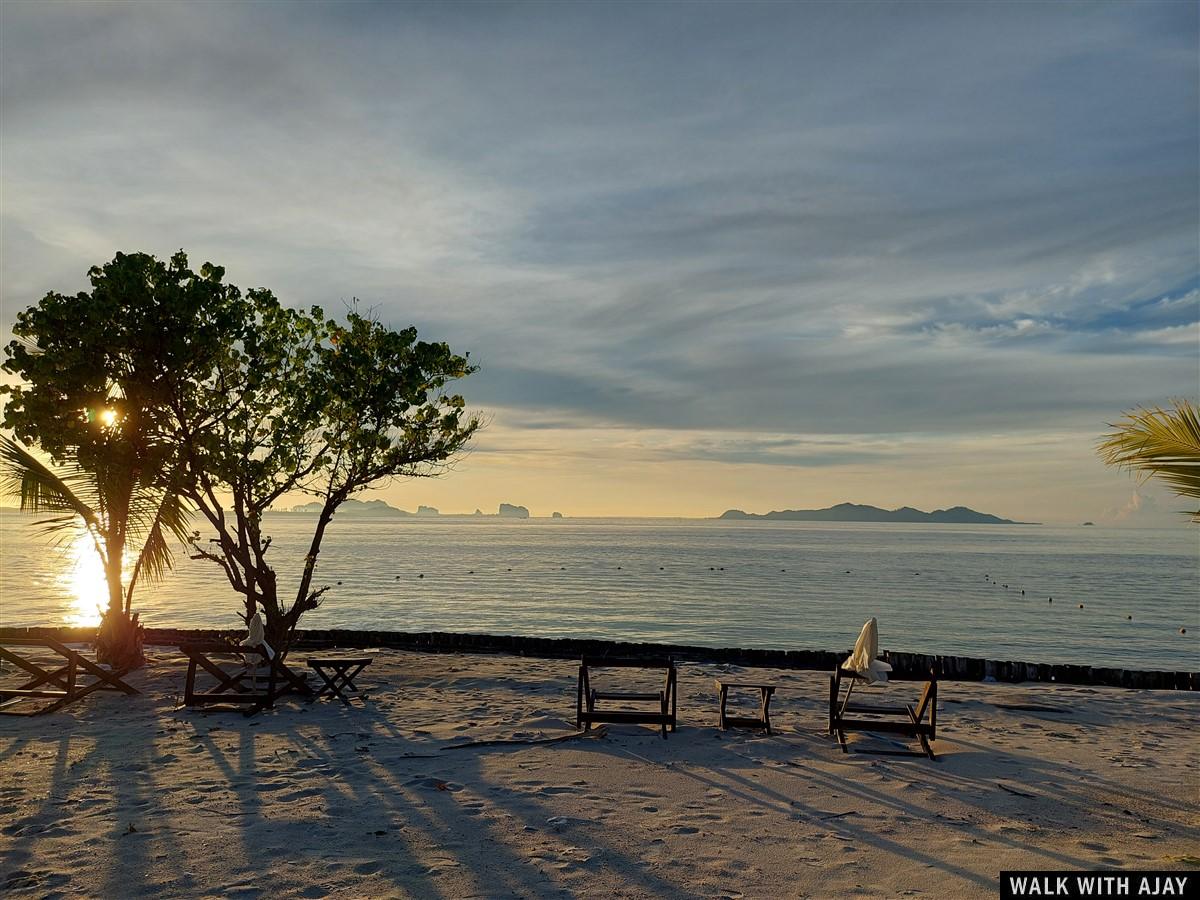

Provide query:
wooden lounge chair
left=180, top=642, right=312, bottom=716
left=576, top=656, right=677, bottom=739
left=0, top=637, right=138, bottom=716
left=829, top=666, right=938, bottom=760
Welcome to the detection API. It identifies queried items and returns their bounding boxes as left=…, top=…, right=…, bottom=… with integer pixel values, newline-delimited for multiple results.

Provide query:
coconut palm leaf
left=0, top=436, right=102, bottom=533
left=125, top=488, right=193, bottom=604
left=1098, top=399, right=1200, bottom=522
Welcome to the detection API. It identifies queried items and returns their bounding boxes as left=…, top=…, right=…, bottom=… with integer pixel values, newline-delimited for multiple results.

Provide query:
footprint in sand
left=3, top=869, right=70, bottom=892
left=276, top=787, right=323, bottom=802
left=3, top=820, right=47, bottom=837
left=407, top=776, right=464, bottom=793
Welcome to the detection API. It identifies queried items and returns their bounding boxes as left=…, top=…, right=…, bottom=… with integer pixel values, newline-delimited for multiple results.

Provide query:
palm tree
left=1098, top=399, right=1200, bottom=523
left=0, top=435, right=192, bottom=670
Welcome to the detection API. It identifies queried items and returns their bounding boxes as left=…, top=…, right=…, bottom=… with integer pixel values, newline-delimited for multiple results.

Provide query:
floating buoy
left=1078, top=603, right=1084, bottom=609
left=418, top=574, right=424, bottom=579
left=336, top=581, right=342, bottom=585
left=659, top=567, right=664, bottom=570
left=1048, top=597, right=1052, bottom=602
left=395, top=575, right=400, bottom=580
left=845, top=570, right=851, bottom=574
left=506, top=568, right=511, bottom=571
left=1021, top=590, right=1025, bottom=595
left=719, top=567, right=724, bottom=571
left=1127, top=615, right=1132, bottom=620
left=468, top=570, right=474, bottom=574
left=1182, top=627, right=1188, bottom=635
left=781, top=568, right=786, bottom=573
left=617, top=566, right=621, bottom=570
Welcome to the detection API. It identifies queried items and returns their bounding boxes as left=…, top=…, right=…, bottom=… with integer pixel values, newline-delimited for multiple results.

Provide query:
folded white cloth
left=239, top=611, right=275, bottom=661
left=843, top=617, right=893, bottom=684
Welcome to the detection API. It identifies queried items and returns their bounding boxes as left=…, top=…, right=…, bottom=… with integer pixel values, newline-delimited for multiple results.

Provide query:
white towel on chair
left=843, top=617, right=893, bottom=684
left=239, top=611, right=275, bottom=661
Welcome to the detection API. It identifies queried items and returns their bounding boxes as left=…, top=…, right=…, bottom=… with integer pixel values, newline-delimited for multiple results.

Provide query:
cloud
left=0, top=1, right=1195, bottom=518
left=1099, top=490, right=1185, bottom=527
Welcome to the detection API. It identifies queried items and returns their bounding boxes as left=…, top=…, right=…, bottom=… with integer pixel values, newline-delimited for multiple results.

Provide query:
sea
left=1, top=513, right=1196, bottom=671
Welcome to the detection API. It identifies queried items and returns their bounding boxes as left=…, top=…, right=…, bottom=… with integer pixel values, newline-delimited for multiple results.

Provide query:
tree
left=3, top=251, right=481, bottom=653
left=1098, top=399, right=1200, bottom=523
left=0, top=435, right=191, bottom=672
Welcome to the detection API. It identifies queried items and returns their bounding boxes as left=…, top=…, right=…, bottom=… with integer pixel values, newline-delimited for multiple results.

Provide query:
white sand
left=1, top=648, right=1196, bottom=899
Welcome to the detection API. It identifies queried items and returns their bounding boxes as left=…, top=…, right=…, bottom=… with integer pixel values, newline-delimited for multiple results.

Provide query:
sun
left=98, top=408, right=118, bottom=427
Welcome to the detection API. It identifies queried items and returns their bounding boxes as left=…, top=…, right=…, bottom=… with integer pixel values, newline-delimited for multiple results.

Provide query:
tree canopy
left=4, top=251, right=481, bottom=649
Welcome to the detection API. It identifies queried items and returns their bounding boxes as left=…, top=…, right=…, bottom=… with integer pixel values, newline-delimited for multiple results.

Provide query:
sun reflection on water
left=57, top=530, right=108, bottom=627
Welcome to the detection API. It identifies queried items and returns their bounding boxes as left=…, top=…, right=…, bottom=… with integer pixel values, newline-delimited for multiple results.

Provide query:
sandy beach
left=1, top=648, right=1196, bottom=899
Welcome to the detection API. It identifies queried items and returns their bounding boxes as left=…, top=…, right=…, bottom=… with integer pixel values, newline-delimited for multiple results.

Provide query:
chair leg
left=917, top=732, right=936, bottom=761
left=575, top=667, right=584, bottom=730
left=828, top=673, right=837, bottom=735
left=669, top=669, right=677, bottom=732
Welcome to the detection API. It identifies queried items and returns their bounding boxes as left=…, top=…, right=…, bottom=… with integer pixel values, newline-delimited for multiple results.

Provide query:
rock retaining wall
left=3, top=626, right=1195, bottom=690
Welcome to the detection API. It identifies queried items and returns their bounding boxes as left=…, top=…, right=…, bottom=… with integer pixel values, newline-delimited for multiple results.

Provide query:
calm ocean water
left=1, top=513, right=1196, bottom=670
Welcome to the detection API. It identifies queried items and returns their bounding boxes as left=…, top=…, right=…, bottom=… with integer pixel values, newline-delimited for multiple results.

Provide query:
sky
left=1, top=1, right=1197, bottom=524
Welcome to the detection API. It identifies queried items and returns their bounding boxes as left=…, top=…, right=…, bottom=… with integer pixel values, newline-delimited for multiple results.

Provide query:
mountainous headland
left=718, top=502, right=1034, bottom=525
left=284, top=499, right=534, bottom=518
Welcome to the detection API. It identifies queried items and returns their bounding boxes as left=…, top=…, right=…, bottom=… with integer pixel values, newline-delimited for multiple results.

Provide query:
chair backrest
left=580, top=656, right=674, bottom=669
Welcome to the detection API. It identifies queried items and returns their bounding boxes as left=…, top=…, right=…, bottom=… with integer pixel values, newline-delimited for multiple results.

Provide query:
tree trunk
left=257, top=579, right=293, bottom=660
left=95, top=557, right=145, bottom=671
left=95, top=609, right=146, bottom=672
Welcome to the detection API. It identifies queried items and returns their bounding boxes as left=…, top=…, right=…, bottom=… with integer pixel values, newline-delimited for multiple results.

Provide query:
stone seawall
left=3, top=625, right=1195, bottom=690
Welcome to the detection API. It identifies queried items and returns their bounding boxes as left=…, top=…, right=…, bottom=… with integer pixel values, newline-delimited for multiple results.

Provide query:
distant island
left=288, top=499, right=410, bottom=516
left=718, top=502, right=1034, bottom=525
left=285, top=499, right=533, bottom=518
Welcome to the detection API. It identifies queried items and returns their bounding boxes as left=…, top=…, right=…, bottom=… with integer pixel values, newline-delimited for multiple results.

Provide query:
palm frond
left=1099, top=399, right=1200, bottom=521
left=30, top=513, right=90, bottom=544
left=0, top=437, right=101, bottom=529
left=124, top=487, right=193, bottom=604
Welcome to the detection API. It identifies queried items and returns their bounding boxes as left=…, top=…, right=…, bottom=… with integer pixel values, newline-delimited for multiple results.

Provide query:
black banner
left=1000, top=872, right=1196, bottom=899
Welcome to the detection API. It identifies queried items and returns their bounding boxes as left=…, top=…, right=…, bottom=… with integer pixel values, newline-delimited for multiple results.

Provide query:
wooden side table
left=307, top=657, right=373, bottom=704
left=715, top=679, right=776, bottom=734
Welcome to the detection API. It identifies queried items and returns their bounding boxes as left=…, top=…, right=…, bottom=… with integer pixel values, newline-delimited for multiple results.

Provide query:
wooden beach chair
left=829, top=666, right=938, bottom=760
left=180, top=642, right=312, bottom=716
left=576, top=656, right=678, bottom=739
left=0, top=637, right=138, bottom=716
